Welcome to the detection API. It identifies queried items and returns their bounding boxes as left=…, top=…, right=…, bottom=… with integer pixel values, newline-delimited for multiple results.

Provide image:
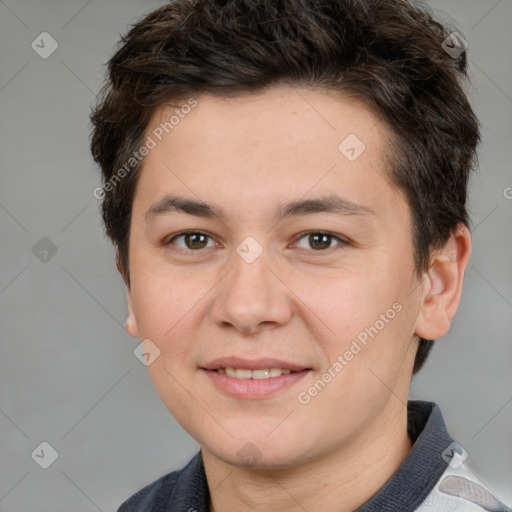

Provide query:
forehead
left=147, top=87, right=383, bottom=154
left=134, top=86, right=407, bottom=226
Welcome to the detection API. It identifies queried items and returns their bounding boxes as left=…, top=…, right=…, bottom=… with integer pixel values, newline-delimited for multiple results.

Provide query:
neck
left=202, top=399, right=413, bottom=512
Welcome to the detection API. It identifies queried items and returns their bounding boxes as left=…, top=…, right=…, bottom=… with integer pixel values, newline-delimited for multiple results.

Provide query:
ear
left=115, top=250, right=139, bottom=338
left=125, top=286, right=139, bottom=339
left=414, top=223, right=472, bottom=340
left=115, top=250, right=128, bottom=286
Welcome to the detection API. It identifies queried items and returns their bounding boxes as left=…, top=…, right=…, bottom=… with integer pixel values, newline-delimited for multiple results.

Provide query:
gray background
left=0, top=0, right=511, bottom=510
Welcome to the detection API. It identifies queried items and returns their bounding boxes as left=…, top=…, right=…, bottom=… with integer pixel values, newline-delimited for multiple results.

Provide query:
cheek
left=130, top=269, right=194, bottom=342
left=290, top=267, right=402, bottom=344
left=129, top=265, right=222, bottom=378
left=301, top=265, right=418, bottom=389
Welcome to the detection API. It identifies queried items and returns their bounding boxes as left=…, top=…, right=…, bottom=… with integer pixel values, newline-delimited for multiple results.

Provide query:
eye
left=292, top=232, right=347, bottom=251
left=167, top=231, right=218, bottom=251
left=165, top=230, right=347, bottom=253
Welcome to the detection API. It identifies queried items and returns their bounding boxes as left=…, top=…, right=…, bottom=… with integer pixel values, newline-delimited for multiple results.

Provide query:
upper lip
left=201, top=357, right=310, bottom=372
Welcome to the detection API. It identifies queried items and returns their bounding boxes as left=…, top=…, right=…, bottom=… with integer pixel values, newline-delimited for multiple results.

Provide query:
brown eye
left=168, top=231, right=216, bottom=251
left=185, top=233, right=208, bottom=249
left=294, top=232, right=345, bottom=251
left=309, top=233, right=331, bottom=250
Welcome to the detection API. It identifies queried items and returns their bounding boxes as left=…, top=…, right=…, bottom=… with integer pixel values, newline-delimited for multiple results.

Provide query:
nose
left=208, top=246, right=293, bottom=335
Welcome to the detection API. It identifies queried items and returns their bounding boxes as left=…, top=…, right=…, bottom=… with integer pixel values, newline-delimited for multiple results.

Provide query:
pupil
left=310, top=233, right=330, bottom=250
left=186, top=233, right=207, bottom=249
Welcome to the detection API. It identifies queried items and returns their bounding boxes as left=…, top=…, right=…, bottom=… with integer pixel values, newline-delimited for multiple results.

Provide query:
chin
left=202, top=430, right=316, bottom=471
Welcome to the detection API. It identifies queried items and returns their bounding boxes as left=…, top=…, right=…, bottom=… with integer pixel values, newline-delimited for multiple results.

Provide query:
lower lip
left=201, top=369, right=311, bottom=399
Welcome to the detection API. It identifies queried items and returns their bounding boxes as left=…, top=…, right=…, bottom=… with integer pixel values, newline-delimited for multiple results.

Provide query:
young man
left=90, top=0, right=510, bottom=510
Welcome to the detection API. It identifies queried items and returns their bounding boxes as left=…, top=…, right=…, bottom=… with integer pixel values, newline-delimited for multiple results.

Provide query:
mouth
left=209, top=367, right=304, bottom=379
left=200, top=358, right=313, bottom=398
left=201, top=357, right=311, bottom=376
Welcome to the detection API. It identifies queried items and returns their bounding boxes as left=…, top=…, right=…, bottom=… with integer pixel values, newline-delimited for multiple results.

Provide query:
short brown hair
left=90, top=0, right=480, bottom=374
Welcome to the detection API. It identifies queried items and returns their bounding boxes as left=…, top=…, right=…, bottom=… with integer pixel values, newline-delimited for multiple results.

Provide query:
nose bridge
left=209, top=242, right=292, bottom=333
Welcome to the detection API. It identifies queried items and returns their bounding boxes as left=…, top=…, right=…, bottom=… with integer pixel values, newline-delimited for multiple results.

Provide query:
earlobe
left=414, top=224, right=472, bottom=341
left=125, top=287, right=140, bottom=339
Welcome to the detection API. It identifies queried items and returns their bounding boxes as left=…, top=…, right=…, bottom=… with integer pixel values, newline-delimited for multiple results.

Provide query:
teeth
left=218, top=367, right=294, bottom=379
left=235, top=368, right=252, bottom=379
left=252, top=369, right=269, bottom=379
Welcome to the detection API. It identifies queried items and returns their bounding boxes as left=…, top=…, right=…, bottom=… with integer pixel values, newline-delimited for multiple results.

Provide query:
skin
left=123, top=86, right=471, bottom=512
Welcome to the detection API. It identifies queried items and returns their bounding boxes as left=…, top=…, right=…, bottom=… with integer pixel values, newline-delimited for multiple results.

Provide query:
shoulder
left=417, top=444, right=511, bottom=511
left=116, top=451, right=206, bottom=512
left=117, top=450, right=210, bottom=512
left=117, top=470, right=180, bottom=512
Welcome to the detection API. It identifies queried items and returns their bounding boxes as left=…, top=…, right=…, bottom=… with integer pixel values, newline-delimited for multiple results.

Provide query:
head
left=90, top=0, right=479, bottom=468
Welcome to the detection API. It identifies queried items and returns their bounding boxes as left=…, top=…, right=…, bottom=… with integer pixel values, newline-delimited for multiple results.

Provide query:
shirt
left=117, top=400, right=511, bottom=511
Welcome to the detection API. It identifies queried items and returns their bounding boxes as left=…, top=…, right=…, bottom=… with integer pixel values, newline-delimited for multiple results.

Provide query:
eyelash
left=165, top=230, right=349, bottom=254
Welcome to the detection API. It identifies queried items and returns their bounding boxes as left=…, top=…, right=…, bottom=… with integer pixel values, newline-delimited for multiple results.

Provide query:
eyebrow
left=144, top=194, right=375, bottom=223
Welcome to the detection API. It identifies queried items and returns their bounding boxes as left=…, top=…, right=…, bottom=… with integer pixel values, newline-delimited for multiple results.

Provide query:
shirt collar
left=356, top=400, right=453, bottom=511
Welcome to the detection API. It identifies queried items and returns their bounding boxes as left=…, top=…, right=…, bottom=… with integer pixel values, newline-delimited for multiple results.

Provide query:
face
left=125, top=86, right=425, bottom=468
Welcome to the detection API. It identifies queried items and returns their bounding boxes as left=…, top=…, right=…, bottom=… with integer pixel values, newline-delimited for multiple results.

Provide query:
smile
left=202, top=368, right=311, bottom=399
left=214, top=368, right=296, bottom=379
